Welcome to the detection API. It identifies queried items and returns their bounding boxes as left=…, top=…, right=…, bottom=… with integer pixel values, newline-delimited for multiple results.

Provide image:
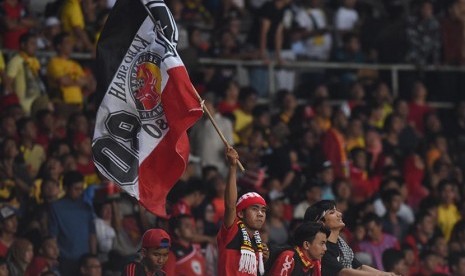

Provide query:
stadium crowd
left=1, top=0, right=465, bottom=275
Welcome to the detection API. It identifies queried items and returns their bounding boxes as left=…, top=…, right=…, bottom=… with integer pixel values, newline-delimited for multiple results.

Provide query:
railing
left=198, top=58, right=465, bottom=109
left=2, top=49, right=464, bottom=108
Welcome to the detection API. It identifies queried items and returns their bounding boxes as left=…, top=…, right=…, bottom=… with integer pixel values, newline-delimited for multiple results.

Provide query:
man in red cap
left=217, top=147, right=269, bottom=276
left=122, top=228, right=171, bottom=276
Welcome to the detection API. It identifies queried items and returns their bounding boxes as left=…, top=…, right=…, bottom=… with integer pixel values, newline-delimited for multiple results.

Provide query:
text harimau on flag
left=92, top=0, right=203, bottom=216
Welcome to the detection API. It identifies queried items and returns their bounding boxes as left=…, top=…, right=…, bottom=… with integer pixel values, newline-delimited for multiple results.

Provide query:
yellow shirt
left=0, top=51, right=5, bottom=72
left=233, top=109, right=253, bottom=144
left=60, top=0, right=85, bottom=33
left=21, top=144, right=46, bottom=178
left=47, top=56, right=85, bottom=104
left=346, top=136, right=365, bottom=152
left=6, top=54, right=42, bottom=114
left=438, top=204, right=461, bottom=241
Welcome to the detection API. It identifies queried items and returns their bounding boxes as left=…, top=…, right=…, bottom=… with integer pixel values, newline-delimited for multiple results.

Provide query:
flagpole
left=193, top=88, right=246, bottom=172
left=140, top=1, right=245, bottom=172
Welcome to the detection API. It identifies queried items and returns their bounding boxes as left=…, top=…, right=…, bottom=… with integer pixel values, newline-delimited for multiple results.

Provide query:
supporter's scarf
left=238, top=220, right=264, bottom=275
left=295, top=246, right=321, bottom=276
left=337, top=237, right=354, bottom=268
left=19, top=52, right=40, bottom=77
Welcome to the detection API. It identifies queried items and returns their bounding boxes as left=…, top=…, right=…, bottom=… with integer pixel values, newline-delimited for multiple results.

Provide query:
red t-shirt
left=267, top=248, right=321, bottom=276
left=1, top=2, right=28, bottom=49
left=164, top=242, right=206, bottom=276
left=407, top=102, right=433, bottom=134
left=217, top=218, right=260, bottom=276
left=0, top=240, right=9, bottom=257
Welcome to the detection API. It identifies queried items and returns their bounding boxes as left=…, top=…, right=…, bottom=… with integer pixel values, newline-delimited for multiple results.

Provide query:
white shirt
left=334, top=6, right=358, bottom=31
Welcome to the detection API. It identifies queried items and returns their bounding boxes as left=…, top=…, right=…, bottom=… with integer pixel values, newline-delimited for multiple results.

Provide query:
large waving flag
left=92, top=0, right=203, bottom=216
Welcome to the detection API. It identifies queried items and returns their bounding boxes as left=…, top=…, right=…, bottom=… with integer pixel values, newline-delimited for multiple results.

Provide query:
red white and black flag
left=92, top=0, right=203, bottom=217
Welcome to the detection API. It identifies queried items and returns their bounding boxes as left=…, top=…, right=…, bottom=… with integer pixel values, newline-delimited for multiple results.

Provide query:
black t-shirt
left=321, top=241, right=362, bottom=276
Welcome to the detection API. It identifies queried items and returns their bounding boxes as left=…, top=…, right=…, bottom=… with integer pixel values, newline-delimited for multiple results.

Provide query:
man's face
left=1, top=216, right=17, bottom=234
left=80, top=257, right=102, bottom=276
left=22, top=37, right=38, bottom=56
left=305, top=232, right=327, bottom=260
left=454, top=258, right=465, bottom=276
left=42, top=239, right=59, bottom=260
left=365, top=221, right=382, bottom=242
left=142, top=248, right=170, bottom=271
left=68, top=182, right=84, bottom=200
left=392, top=259, right=409, bottom=276
left=177, top=217, right=195, bottom=241
left=239, top=204, right=267, bottom=230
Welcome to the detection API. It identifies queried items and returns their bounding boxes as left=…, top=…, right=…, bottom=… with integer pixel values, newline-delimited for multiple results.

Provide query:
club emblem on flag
left=130, top=52, right=162, bottom=111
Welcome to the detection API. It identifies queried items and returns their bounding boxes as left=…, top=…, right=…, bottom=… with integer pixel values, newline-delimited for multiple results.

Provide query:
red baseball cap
left=141, top=228, right=171, bottom=249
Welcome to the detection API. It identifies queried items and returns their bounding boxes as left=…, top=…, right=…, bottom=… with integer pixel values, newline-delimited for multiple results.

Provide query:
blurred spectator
left=93, top=200, right=116, bottom=263
left=25, top=237, right=60, bottom=275
left=373, top=177, right=415, bottom=225
left=449, top=220, right=465, bottom=254
left=37, top=17, right=62, bottom=51
left=382, top=248, right=409, bottom=276
left=164, top=215, right=207, bottom=276
left=293, top=183, right=322, bottom=220
left=450, top=252, right=465, bottom=276
left=217, top=80, right=240, bottom=116
left=47, top=32, right=93, bottom=108
left=49, top=170, right=96, bottom=275
left=6, top=238, right=33, bottom=275
left=0, top=0, right=36, bottom=50
left=59, top=0, right=94, bottom=53
left=0, top=205, right=18, bottom=258
left=266, top=195, right=289, bottom=247
left=17, top=117, right=46, bottom=179
left=72, top=132, right=98, bottom=186
left=380, top=189, right=409, bottom=240
left=292, top=0, right=333, bottom=61
left=334, top=0, right=359, bottom=46
left=4, top=32, right=45, bottom=115
left=436, top=179, right=461, bottom=241
left=247, top=0, right=293, bottom=95
left=0, top=258, right=7, bottom=276
left=441, top=1, right=465, bottom=65
left=78, top=253, right=102, bottom=276
left=407, top=81, right=434, bottom=135
left=405, top=0, right=441, bottom=65
left=232, top=87, right=257, bottom=144
left=0, top=137, right=31, bottom=206
left=358, top=213, right=399, bottom=270
left=189, top=93, right=234, bottom=177
left=321, top=109, right=348, bottom=178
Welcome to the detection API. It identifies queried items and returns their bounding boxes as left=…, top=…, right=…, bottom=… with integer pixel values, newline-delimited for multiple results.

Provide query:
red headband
left=236, top=192, right=266, bottom=213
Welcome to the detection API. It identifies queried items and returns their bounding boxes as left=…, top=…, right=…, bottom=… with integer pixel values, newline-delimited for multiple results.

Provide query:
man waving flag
left=92, top=0, right=203, bottom=217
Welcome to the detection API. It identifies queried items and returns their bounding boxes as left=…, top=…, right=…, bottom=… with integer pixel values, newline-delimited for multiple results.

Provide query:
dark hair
left=19, top=32, right=36, bottom=47
left=362, top=213, right=382, bottom=226
left=63, top=171, right=84, bottom=188
left=450, top=252, right=465, bottom=270
left=304, top=200, right=336, bottom=222
left=381, top=189, right=401, bottom=205
left=437, top=179, right=457, bottom=194
left=169, top=214, right=192, bottom=236
left=292, top=222, right=330, bottom=247
left=53, top=32, right=71, bottom=49
left=382, top=248, right=404, bottom=272
left=16, top=117, right=33, bottom=134
left=238, top=86, right=257, bottom=103
left=78, top=253, right=99, bottom=268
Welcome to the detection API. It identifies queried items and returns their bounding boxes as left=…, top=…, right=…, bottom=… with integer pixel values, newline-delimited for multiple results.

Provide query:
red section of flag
left=138, top=66, right=202, bottom=217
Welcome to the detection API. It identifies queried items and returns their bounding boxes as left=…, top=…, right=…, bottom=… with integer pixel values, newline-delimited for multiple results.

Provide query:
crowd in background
left=1, top=0, right=465, bottom=275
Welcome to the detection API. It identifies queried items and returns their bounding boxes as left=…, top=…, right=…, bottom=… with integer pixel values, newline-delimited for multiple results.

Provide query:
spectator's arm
left=259, top=18, right=271, bottom=61
left=274, top=23, right=284, bottom=64
left=89, top=233, right=97, bottom=254
left=72, top=26, right=95, bottom=53
left=223, top=147, right=239, bottom=228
